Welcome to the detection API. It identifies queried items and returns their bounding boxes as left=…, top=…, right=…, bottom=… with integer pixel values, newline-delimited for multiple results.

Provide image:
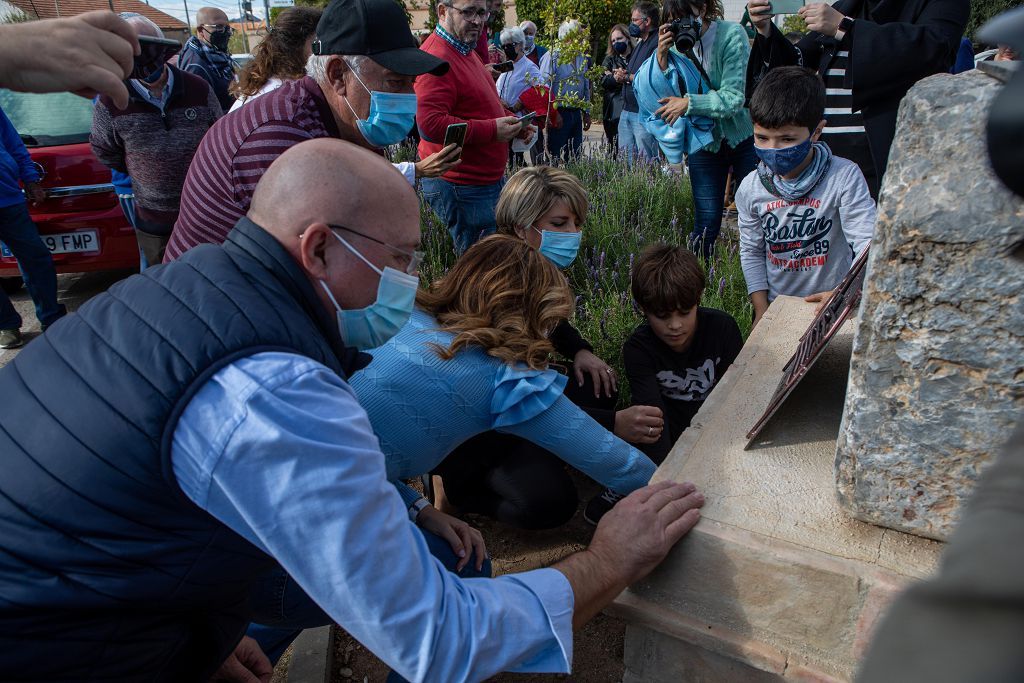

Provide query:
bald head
left=119, top=12, right=163, bottom=39
left=196, top=7, right=228, bottom=26
left=249, top=139, right=421, bottom=313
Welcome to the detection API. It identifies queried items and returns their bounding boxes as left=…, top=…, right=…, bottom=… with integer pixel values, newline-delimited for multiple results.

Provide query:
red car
left=0, top=90, right=139, bottom=292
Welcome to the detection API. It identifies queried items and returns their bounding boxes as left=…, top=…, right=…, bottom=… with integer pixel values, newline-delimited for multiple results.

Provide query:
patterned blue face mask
left=533, top=227, right=582, bottom=268
left=319, top=232, right=419, bottom=350
left=343, top=70, right=417, bottom=148
left=754, top=136, right=813, bottom=177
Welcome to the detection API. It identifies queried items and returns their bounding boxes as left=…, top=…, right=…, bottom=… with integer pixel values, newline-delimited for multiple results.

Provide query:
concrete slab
left=610, top=296, right=944, bottom=680
left=286, top=626, right=332, bottom=683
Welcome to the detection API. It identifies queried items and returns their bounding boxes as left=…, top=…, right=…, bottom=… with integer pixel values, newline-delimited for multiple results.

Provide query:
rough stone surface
left=835, top=70, right=1024, bottom=541
left=610, top=297, right=941, bottom=681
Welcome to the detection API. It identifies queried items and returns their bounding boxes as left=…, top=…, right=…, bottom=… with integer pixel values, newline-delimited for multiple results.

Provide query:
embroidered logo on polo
left=184, top=108, right=198, bottom=121
left=656, top=358, right=718, bottom=401
left=761, top=199, right=834, bottom=272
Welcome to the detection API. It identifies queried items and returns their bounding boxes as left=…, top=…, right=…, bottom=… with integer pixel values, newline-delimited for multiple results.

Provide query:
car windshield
left=0, top=90, right=95, bottom=147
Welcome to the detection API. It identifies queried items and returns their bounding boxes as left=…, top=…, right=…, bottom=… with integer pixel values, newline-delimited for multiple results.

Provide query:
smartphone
left=443, top=123, right=468, bottom=159
left=516, top=111, right=536, bottom=126
left=493, top=60, right=515, bottom=73
left=769, top=0, right=804, bottom=14
left=133, top=36, right=182, bottom=79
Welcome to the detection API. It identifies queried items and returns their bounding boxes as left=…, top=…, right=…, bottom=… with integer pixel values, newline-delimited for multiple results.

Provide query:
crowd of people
left=0, top=0, right=1019, bottom=680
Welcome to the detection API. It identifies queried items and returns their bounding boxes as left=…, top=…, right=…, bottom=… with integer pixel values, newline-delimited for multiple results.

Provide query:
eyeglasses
left=200, top=23, right=234, bottom=35
left=329, top=224, right=423, bottom=275
left=445, top=4, right=491, bottom=20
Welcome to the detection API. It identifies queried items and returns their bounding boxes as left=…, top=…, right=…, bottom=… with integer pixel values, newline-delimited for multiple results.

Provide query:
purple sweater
left=165, top=77, right=339, bottom=262
left=91, top=67, right=221, bottom=231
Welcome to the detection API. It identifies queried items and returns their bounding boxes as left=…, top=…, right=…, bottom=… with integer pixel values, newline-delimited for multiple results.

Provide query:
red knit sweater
left=416, top=32, right=509, bottom=185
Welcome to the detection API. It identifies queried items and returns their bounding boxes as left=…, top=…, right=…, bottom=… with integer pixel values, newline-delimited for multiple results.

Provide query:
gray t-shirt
left=738, top=155, right=875, bottom=300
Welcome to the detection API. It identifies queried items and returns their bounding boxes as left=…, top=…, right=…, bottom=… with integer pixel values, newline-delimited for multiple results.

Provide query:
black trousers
left=434, top=365, right=616, bottom=530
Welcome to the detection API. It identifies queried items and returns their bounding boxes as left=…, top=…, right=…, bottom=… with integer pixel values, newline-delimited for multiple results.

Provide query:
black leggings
left=434, top=366, right=616, bottom=530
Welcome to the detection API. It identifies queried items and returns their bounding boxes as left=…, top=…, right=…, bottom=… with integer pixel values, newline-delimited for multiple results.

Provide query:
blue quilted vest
left=0, top=217, right=365, bottom=681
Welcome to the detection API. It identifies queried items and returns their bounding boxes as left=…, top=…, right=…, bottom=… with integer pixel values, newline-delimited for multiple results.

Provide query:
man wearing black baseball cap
left=166, top=0, right=462, bottom=262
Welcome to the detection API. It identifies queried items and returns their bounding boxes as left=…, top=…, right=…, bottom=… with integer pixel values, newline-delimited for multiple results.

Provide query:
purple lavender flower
left=718, top=276, right=726, bottom=297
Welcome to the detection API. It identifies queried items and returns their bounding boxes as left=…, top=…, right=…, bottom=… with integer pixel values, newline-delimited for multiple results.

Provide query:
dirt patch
left=328, top=476, right=627, bottom=682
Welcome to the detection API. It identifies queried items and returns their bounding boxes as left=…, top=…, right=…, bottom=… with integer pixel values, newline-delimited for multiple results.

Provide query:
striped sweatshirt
left=165, top=77, right=338, bottom=262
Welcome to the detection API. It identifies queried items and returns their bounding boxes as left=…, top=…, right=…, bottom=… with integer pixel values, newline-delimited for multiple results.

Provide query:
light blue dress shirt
left=129, top=69, right=175, bottom=109
left=539, top=51, right=591, bottom=107
left=171, top=352, right=574, bottom=682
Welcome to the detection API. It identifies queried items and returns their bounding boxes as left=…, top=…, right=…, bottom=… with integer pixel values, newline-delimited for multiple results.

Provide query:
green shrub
left=417, top=153, right=753, bottom=405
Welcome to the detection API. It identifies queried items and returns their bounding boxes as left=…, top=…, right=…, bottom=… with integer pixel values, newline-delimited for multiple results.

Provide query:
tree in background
left=967, top=0, right=1023, bottom=45
left=780, top=13, right=807, bottom=36
left=516, top=0, right=631, bottom=62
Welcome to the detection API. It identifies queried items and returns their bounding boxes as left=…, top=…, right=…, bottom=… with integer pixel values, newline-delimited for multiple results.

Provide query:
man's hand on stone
left=0, top=12, right=140, bottom=110
left=210, top=636, right=273, bottom=683
left=495, top=116, right=525, bottom=142
left=415, top=143, right=462, bottom=179
left=590, top=481, right=703, bottom=585
left=416, top=504, right=488, bottom=573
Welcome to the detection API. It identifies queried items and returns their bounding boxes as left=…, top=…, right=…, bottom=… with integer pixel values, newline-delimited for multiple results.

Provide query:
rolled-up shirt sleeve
left=171, top=351, right=573, bottom=682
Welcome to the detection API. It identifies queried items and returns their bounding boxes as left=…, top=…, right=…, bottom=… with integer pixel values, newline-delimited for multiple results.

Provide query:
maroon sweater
left=416, top=32, right=509, bottom=185
left=91, top=67, right=221, bottom=231
left=165, top=77, right=339, bottom=261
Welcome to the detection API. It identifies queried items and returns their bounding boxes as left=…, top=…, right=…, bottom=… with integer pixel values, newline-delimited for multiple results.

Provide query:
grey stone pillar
left=835, top=69, right=1024, bottom=541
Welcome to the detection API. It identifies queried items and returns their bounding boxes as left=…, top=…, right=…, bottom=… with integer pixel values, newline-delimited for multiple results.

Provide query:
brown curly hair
left=416, top=235, right=574, bottom=370
left=231, top=7, right=322, bottom=99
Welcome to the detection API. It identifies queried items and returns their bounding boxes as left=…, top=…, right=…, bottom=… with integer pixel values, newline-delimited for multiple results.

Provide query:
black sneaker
left=0, top=328, right=23, bottom=349
left=583, top=488, right=625, bottom=525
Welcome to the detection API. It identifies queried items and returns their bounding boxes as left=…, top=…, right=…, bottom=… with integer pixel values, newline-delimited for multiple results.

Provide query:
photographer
left=654, top=0, right=756, bottom=259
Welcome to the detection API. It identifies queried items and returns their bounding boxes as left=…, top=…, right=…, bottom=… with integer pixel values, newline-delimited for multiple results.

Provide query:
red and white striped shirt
left=165, top=77, right=339, bottom=262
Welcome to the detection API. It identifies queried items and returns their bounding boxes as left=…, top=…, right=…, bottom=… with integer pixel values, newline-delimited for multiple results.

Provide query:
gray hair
left=519, top=20, right=537, bottom=33
left=305, top=54, right=368, bottom=85
left=499, top=26, right=525, bottom=46
left=557, top=19, right=580, bottom=40
left=118, top=12, right=164, bottom=38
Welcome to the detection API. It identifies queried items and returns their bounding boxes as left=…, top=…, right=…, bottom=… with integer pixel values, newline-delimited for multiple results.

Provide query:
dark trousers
left=686, top=136, right=757, bottom=260
left=603, top=118, right=620, bottom=157
left=0, top=202, right=64, bottom=330
left=545, top=109, right=584, bottom=164
left=435, top=366, right=617, bottom=530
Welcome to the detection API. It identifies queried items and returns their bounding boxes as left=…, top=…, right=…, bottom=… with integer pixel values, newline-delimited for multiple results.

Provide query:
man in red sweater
left=417, top=0, right=534, bottom=254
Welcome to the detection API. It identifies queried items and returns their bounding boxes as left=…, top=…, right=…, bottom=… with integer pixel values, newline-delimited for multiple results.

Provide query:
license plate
left=1, top=229, right=100, bottom=257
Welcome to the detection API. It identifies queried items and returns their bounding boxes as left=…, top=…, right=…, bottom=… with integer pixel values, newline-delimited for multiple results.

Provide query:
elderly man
left=417, top=0, right=533, bottom=254
left=177, top=6, right=237, bottom=111
left=520, top=20, right=548, bottom=65
left=91, top=13, right=221, bottom=266
left=539, top=20, right=592, bottom=164
left=165, top=0, right=459, bottom=261
left=0, top=137, right=704, bottom=681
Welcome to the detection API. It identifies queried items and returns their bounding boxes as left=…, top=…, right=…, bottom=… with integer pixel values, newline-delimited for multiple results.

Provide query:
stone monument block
left=835, top=70, right=1024, bottom=541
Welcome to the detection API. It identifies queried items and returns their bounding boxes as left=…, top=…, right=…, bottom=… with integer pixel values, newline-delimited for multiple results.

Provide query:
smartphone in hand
left=516, top=111, right=536, bottom=127
left=493, top=60, right=515, bottom=73
left=443, top=123, right=468, bottom=160
left=769, top=0, right=804, bottom=14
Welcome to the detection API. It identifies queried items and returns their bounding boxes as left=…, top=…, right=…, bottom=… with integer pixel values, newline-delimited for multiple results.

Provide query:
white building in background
left=723, top=0, right=749, bottom=22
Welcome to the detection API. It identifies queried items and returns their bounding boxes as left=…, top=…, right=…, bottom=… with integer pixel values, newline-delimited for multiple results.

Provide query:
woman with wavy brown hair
left=229, top=6, right=322, bottom=112
left=349, top=235, right=656, bottom=535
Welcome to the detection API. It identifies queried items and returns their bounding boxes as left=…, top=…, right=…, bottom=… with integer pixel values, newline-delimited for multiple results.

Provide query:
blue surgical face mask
left=533, top=227, right=582, bottom=268
left=319, top=232, right=419, bottom=350
left=628, top=22, right=644, bottom=38
left=524, top=34, right=535, bottom=51
left=754, top=136, right=813, bottom=177
left=141, top=65, right=166, bottom=84
left=343, top=70, right=418, bottom=148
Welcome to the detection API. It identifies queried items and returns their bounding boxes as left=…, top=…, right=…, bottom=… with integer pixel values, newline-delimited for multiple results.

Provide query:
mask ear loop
left=332, top=231, right=384, bottom=276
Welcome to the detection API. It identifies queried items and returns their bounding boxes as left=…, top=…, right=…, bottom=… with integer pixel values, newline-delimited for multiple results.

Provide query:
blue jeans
left=246, top=528, right=493, bottom=666
left=686, top=136, right=757, bottom=260
left=0, top=202, right=65, bottom=330
left=546, top=108, right=583, bottom=163
left=617, top=109, right=660, bottom=165
left=421, top=177, right=505, bottom=255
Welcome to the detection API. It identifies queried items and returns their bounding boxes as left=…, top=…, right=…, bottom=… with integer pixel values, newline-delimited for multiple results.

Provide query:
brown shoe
left=0, top=328, right=23, bottom=349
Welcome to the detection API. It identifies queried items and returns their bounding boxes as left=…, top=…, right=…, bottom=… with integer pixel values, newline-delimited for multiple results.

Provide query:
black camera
left=667, top=16, right=701, bottom=52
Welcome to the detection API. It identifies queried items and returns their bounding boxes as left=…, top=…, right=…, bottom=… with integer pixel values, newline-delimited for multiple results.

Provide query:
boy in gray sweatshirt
left=738, top=66, right=875, bottom=328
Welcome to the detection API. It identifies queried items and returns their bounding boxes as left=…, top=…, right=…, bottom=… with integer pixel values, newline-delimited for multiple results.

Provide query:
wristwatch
left=834, top=16, right=854, bottom=41
left=408, top=497, right=431, bottom=523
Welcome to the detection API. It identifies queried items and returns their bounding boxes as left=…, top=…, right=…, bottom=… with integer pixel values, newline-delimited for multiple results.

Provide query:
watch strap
left=408, top=497, right=431, bottom=522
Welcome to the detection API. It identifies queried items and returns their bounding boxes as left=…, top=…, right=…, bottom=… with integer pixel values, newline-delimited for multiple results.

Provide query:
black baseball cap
left=312, top=0, right=449, bottom=76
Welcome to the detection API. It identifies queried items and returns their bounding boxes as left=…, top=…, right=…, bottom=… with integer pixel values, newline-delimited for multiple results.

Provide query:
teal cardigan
left=678, top=20, right=754, bottom=152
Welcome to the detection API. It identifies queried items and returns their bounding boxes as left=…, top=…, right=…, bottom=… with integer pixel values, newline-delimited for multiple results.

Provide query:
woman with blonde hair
left=349, top=235, right=656, bottom=536
left=229, top=6, right=322, bottom=112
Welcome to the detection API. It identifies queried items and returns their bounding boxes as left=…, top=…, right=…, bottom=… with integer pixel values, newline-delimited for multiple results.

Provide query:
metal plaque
left=744, top=247, right=871, bottom=448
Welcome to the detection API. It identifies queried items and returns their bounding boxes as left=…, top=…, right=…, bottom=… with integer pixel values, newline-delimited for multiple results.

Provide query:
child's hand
left=804, top=289, right=835, bottom=314
left=615, top=405, right=665, bottom=444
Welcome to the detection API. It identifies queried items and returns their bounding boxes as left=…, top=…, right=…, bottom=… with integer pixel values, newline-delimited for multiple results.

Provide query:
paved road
left=0, top=270, right=133, bottom=369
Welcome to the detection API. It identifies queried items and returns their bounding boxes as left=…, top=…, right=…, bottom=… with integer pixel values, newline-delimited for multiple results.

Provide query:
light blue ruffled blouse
left=350, top=309, right=657, bottom=507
